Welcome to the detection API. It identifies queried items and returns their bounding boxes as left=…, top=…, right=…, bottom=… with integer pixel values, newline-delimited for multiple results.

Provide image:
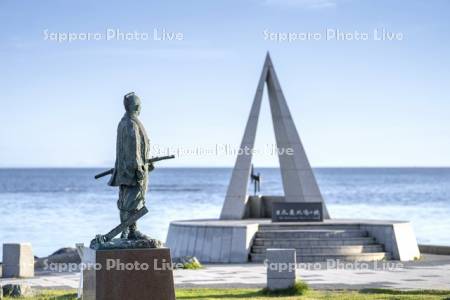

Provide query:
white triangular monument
left=220, top=53, right=330, bottom=220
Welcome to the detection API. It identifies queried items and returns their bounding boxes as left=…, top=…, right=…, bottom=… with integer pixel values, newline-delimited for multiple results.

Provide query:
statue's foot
left=90, top=234, right=108, bottom=250
left=128, top=230, right=149, bottom=240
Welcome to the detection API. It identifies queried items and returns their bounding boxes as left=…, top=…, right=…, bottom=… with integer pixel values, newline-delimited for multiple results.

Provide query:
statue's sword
left=91, top=206, right=149, bottom=246
left=94, top=155, right=175, bottom=179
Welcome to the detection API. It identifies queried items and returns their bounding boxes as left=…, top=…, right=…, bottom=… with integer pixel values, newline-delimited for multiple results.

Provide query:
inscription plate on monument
left=272, top=202, right=323, bottom=222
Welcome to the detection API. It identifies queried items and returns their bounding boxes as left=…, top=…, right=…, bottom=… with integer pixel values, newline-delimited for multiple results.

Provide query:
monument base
left=166, top=218, right=421, bottom=263
left=82, top=248, right=175, bottom=300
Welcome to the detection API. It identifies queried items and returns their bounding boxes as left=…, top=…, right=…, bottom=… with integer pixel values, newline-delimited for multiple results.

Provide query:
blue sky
left=0, top=0, right=449, bottom=167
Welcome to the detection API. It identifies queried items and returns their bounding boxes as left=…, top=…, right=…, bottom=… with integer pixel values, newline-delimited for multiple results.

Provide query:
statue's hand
left=136, top=167, right=145, bottom=181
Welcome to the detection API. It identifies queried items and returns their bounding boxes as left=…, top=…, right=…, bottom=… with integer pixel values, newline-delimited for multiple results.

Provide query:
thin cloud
left=263, top=0, right=338, bottom=9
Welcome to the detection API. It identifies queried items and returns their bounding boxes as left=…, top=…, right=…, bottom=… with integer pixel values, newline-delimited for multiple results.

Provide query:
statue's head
left=123, top=92, right=141, bottom=116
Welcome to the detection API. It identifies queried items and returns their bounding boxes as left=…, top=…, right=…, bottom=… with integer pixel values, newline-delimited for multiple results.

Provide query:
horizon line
left=1, top=166, right=450, bottom=169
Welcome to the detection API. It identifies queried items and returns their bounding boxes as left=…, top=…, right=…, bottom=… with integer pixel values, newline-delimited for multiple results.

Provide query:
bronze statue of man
left=108, top=92, right=154, bottom=240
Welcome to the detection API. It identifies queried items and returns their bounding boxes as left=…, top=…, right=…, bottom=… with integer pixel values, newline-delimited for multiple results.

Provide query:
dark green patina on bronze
left=90, top=92, right=173, bottom=250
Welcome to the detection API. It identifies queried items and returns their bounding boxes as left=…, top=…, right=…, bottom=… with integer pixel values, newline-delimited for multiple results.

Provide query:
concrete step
left=250, top=252, right=389, bottom=262
left=256, top=230, right=368, bottom=239
left=253, top=237, right=376, bottom=247
left=259, top=224, right=362, bottom=231
left=251, top=244, right=384, bottom=255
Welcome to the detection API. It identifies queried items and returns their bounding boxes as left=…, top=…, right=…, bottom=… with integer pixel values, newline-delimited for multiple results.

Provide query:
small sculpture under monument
left=90, top=92, right=174, bottom=250
left=250, top=164, right=261, bottom=195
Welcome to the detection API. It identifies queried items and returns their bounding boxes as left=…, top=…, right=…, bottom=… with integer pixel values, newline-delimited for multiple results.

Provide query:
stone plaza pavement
left=1, top=254, right=449, bottom=291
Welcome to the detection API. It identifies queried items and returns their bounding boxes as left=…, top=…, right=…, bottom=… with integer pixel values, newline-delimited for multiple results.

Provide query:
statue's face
left=125, top=96, right=141, bottom=115
left=134, top=98, right=141, bottom=116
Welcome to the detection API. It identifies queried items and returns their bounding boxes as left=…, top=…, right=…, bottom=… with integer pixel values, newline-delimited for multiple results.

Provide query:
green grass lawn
left=177, top=288, right=450, bottom=300
left=4, top=288, right=450, bottom=300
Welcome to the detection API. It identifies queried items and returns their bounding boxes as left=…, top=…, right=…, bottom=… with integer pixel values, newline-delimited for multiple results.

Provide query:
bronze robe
left=109, top=114, right=150, bottom=214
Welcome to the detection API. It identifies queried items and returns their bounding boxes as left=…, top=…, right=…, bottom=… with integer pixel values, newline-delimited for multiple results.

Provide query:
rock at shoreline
left=50, top=247, right=76, bottom=256
left=2, top=283, right=33, bottom=298
left=34, top=247, right=81, bottom=270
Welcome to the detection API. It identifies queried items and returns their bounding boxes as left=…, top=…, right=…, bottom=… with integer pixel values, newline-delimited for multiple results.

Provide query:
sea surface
left=0, top=168, right=449, bottom=258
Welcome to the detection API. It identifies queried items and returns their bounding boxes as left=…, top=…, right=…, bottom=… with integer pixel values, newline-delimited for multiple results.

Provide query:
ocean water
left=0, top=168, right=449, bottom=258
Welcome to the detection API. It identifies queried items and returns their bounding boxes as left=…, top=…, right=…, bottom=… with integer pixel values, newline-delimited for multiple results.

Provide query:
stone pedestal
left=82, top=248, right=175, bottom=300
left=266, top=248, right=296, bottom=290
left=2, top=243, right=34, bottom=278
